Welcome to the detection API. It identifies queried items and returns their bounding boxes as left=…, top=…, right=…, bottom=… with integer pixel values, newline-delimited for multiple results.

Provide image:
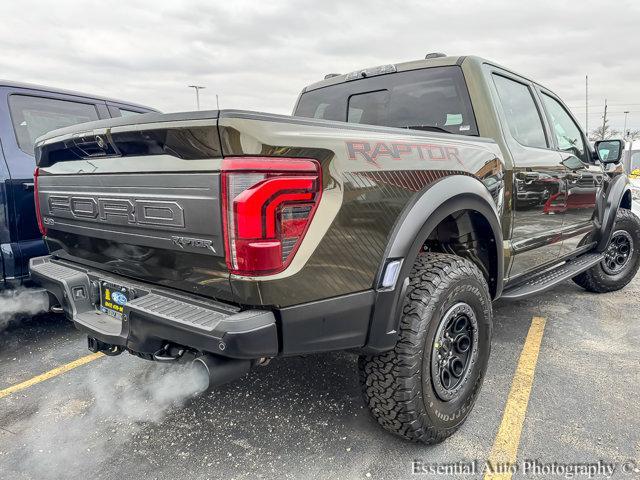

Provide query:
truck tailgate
left=34, top=112, right=231, bottom=300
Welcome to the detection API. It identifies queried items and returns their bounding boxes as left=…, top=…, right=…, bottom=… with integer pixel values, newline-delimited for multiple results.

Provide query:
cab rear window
left=295, top=66, right=478, bottom=136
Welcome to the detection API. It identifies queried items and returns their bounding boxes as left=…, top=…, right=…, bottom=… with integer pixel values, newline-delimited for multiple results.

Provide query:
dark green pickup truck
left=30, top=54, right=638, bottom=443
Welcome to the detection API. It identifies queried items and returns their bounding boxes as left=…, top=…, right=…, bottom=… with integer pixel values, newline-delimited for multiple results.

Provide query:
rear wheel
left=573, top=208, right=640, bottom=293
left=358, top=253, right=492, bottom=444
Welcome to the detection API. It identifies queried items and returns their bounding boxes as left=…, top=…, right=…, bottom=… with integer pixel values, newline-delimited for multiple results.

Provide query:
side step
left=502, top=252, right=603, bottom=300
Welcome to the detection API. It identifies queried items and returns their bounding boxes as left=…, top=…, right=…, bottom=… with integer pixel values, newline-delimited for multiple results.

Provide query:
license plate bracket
left=99, top=282, right=130, bottom=320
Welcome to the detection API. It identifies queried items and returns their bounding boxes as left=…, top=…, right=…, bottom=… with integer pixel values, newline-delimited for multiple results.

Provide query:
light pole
left=188, top=85, right=206, bottom=110
left=601, top=99, right=608, bottom=140
left=623, top=110, right=630, bottom=140
left=585, top=75, right=589, bottom=134
left=623, top=111, right=631, bottom=172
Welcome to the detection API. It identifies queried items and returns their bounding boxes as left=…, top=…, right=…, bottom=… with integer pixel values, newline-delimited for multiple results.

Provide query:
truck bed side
left=35, top=110, right=504, bottom=307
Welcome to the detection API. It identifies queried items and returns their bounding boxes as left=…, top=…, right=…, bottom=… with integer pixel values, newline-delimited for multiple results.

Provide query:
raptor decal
left=346, top=140, right=463, bottom=167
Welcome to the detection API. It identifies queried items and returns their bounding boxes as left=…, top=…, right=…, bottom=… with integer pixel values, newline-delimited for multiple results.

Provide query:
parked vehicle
left=623, top=148, right=640, bottom=175
left=630, top=177, right=640, bottom=201
left=29, top=55, right=638, bottom=444
left=0, top=80, right=156, bottom=288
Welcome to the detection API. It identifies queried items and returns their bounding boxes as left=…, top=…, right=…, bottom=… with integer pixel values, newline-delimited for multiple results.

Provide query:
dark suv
left=0, top=80, right=156, bottom=287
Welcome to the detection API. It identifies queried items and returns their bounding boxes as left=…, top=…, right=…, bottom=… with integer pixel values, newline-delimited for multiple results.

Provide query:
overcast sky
left=2, top=0, right=639, bottom=133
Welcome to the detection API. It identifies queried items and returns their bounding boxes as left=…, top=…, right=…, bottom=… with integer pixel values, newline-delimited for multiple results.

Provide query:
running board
left=501, top=252, right=604, bottom=300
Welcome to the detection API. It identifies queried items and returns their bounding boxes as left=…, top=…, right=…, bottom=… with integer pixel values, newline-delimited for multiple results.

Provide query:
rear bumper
left=29, top=255, right=278, bottom=359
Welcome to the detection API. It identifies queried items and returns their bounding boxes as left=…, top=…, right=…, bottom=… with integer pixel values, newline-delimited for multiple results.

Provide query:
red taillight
left=221, top=157, right=322, bottom=276
left=33, top=167, right=47, bottom=236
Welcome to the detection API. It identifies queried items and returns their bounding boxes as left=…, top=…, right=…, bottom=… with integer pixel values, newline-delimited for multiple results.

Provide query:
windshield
left=295, top=66, right=478, bottom=136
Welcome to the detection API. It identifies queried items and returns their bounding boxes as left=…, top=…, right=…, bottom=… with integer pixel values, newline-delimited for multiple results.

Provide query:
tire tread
left=358, top=252, right=491, bottom=444
left=573, top=209, right=640, bottom=293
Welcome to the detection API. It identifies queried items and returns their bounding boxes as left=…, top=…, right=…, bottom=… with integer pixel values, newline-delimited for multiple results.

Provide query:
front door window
left=541, top=94, right=588, bottom=163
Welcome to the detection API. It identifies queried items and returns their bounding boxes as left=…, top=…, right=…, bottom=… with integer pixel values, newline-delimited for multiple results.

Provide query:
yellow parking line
left=0, top=352, right=104, bottom=399
left=484, top=316, right=547, bottom=480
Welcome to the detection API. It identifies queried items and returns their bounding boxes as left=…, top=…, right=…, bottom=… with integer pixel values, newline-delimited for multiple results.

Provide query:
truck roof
left=302, top=55, right=540, bottom=93
left=0, top=78, right=157, bottom=111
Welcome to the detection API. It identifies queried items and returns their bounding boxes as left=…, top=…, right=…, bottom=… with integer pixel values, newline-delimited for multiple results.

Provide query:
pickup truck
left=0, top=80, right=156, bottom=288
left=29, top=55, right=638, bottom=444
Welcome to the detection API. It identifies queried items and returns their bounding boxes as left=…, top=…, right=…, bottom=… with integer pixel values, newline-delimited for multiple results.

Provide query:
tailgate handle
left=22, top=181, right=35, bottom=190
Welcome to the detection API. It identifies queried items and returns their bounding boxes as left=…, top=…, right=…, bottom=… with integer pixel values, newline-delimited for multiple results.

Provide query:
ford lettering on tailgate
left=46, top=195, right=185, bottom=228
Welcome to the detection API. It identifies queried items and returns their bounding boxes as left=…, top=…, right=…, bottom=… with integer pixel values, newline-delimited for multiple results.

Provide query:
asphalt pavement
left=0, top=252, right=639, bottom=479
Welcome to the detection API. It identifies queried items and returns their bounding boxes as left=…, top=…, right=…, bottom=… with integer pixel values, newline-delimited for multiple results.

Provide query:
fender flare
left=364, top=174, right=504, bottom=353
left=596, top=174, right=631, bottom=251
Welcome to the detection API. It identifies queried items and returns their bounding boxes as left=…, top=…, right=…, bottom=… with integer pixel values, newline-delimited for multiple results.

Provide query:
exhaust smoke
left=0, top=287, right=49, bottom=331
left=1, top=359, right=211, bottom=479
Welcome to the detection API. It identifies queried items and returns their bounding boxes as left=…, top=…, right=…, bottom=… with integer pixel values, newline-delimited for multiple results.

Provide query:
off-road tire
left=573, top=208, right=640, bottom=293
left=358, top=253, right=492, bottom=444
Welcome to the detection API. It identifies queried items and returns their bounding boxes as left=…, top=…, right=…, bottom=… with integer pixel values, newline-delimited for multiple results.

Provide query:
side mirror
left=594, top=139, right=624, bottom=163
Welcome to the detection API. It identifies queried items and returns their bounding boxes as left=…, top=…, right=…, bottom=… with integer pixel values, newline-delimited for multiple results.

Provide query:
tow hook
left=87, top=336, right=123, bottom=356
left=50, top=304, right=64, bottom=314
left=256, top=357, right=271, bottom=367
left=152, top=343, right=186, bottom=362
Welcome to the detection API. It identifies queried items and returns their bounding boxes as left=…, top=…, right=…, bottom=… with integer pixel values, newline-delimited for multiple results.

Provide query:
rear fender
left=364, top=175, right=503, bottom=353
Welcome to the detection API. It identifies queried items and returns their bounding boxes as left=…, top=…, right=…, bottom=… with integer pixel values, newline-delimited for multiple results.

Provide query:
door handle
left=22, top=182, right=35, bottom=190
left=566, top=173, right=581, bottom=185
left=516, top=172, right=539, bottom=183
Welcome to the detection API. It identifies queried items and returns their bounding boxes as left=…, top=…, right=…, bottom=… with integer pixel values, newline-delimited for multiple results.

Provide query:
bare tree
left=589, top=117, right=621, bottom=141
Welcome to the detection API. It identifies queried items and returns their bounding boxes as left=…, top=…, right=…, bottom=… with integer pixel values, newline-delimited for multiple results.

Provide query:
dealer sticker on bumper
left=100, top=283, right=130, bottom=320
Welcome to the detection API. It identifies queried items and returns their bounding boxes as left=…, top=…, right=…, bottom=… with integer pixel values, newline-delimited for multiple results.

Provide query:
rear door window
left=492, top=75, right=548, bottom=149
left=119, top=108, right=144, bottom=117
left=108, top=104, right=148, bottom=117
left=296, top=66, right=478, bottom=136
left=8, top=95, right=100, bottom=155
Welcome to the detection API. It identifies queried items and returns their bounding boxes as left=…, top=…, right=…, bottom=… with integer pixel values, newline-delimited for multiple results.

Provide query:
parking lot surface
left=1, top=272, right=639, bottom=479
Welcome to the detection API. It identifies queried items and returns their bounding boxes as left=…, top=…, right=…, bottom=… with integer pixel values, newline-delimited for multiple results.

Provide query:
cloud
left=1, top=0, right=638, bottom=131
